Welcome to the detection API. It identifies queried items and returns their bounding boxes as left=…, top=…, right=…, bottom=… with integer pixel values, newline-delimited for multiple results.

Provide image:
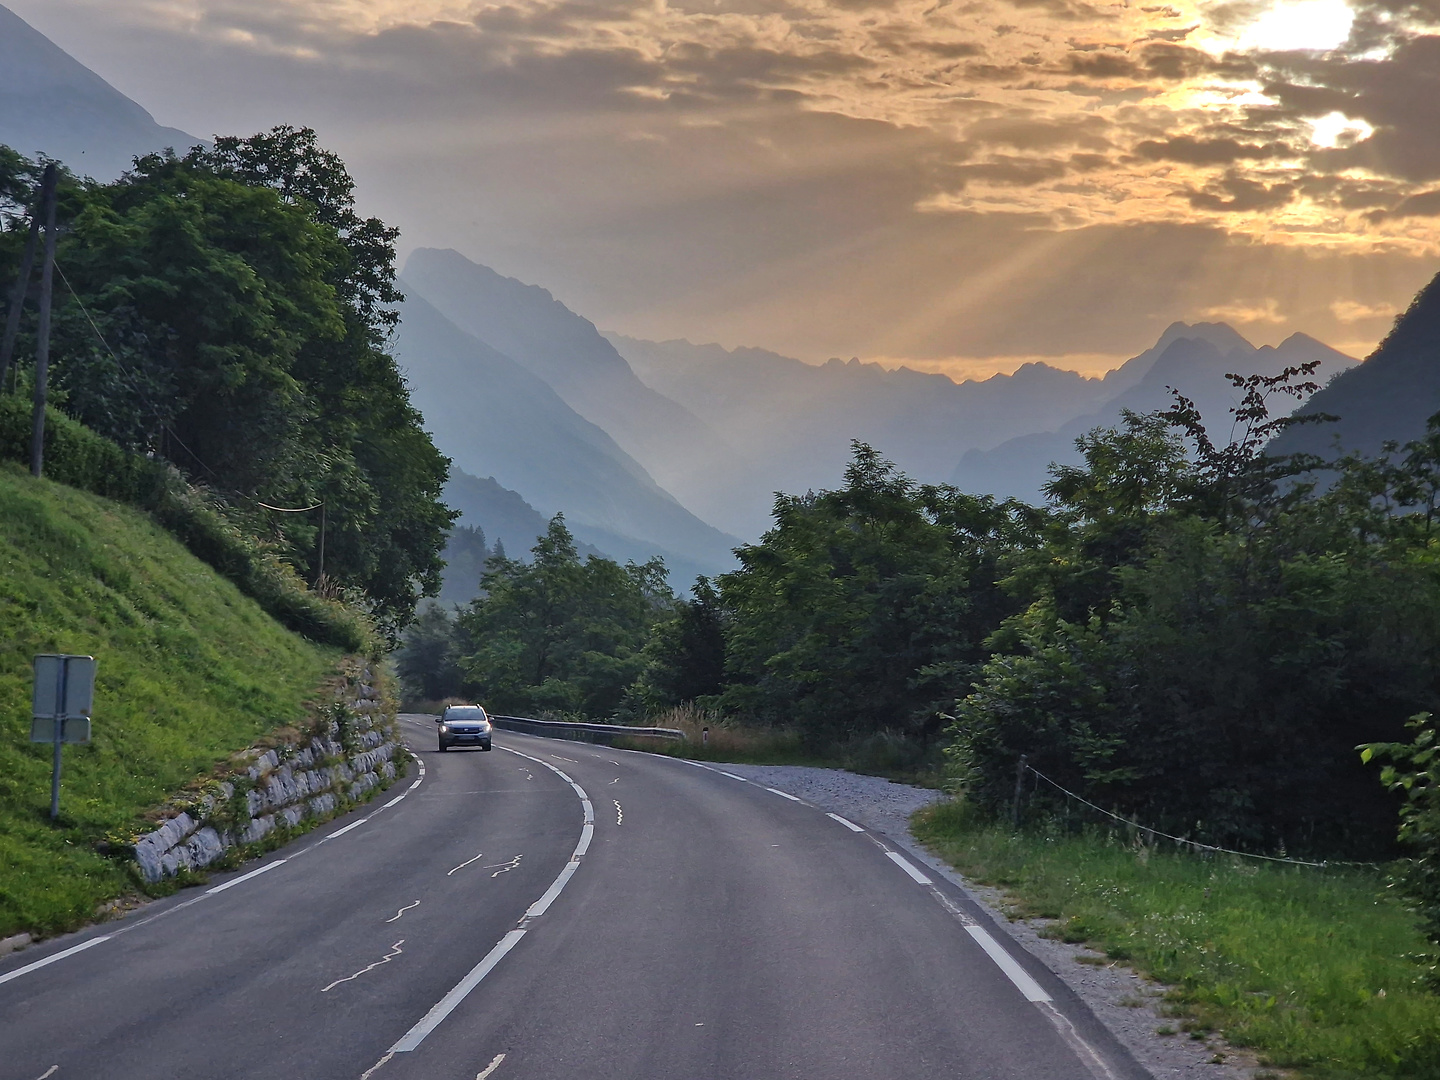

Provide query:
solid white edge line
left=885, top=850, right=933, bottom=885
left=0, top=935, right=111, bottom=987
left=764, top=787, right=802, bottom=802
left=389, top=929, right=527, bottom=1052
left=826, top=812, right=864, bottom=832
left=524, top=860, right=580, bottom=918
left=719, top=771, right=750, bottom=782
left=575, top=820, right=595, bottom=857
left=326, top=816, right=371, bottom=840
left=206, top=858, right=288, bottom=895
left=965, top=925, right=1052, bottom=1002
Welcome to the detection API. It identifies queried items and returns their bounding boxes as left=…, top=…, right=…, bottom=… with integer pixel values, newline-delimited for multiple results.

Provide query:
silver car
left=437, top=704, right=493, bottom=752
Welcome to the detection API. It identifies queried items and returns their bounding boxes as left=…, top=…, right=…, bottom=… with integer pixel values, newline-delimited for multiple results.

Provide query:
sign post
left=31, top=654, right=95, bottom=821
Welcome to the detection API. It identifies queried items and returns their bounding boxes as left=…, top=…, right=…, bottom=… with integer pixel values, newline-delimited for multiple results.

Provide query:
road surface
left=0, top=718, right=1149, bottom=1080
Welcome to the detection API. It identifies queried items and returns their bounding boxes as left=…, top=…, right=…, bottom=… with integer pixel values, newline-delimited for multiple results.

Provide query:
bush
left=0, top=396, right=369, bottom=650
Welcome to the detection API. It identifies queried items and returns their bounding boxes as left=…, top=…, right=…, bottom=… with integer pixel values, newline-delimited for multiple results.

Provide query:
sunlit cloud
left=1236, top=0, right=1355, bottom=52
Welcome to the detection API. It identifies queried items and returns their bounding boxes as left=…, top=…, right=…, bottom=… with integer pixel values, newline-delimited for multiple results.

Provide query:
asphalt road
left=0, top=718, right=1150, bottom=1080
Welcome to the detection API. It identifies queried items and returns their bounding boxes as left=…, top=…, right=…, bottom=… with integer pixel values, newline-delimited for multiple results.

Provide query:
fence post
left=1012, top=754, right=1028, bottom=829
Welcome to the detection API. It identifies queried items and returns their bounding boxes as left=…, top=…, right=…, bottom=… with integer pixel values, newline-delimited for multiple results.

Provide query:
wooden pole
left=1011, top=753, right=1028, bottom=829
left=317, top=501, right=326, bottom=586
left=0, top=210, right=40, bottom=394
left=29, top=163, right=58, bottom=478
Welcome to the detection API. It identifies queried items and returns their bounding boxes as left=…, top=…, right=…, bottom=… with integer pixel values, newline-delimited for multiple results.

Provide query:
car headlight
left=439, top=723, right=449, bottom=732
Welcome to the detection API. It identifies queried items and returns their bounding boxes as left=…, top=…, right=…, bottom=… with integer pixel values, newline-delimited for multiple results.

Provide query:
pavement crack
left=385, top=900, right=420, bottom=923
left=614, top=800, right=624, bottom=826
left=321, top=939, right=404, bottom=992
left=448, top=851, right=485, bottom=876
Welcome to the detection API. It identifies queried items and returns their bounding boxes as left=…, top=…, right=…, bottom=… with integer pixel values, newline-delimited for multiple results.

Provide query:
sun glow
left=1238, top=0, right=1355, bottom=52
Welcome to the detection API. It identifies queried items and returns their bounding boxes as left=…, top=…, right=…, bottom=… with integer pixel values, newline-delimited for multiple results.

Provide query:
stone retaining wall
left=132, top=664, right=403, bottom=883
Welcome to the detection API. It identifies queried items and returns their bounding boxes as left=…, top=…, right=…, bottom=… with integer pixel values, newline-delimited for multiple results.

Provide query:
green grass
left=912, top=799, right=1440, bottom=1079
left=0, top=463, right=337, bottom=938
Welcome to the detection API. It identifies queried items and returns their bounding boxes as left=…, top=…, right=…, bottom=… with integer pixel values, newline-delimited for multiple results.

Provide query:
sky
left=10, top=0, right=1440, bottom=378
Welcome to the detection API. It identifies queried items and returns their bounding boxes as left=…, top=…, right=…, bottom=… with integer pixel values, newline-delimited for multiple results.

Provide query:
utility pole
left=0, top=205, right=41, bottom=394
left=29, top=163, right=59, bottom=478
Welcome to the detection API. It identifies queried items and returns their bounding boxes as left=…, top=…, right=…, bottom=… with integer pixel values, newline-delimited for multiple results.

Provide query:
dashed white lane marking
left=614, top=800, right=624, bottom=826
left=765, top=787, right=802, bottom=802
left=475, top=1052, right=506, bottom=1079
left=207, top=858, right=288, bottom=894
left=321, top=939, right=404, bottom=992
left=387, top=746, right=593, bottom=1056
left=383, top=795, right=405, bottom=808
left=484, top=855, right=523, bottom=878
left=964, top=925, right=1050, bottom=1002
left=385, top=901, right=420, bottom=924
left=884, top=850, right=932, bottom=885
left=549, top=754, right=580, bottom=763
left=826, top=812, right=864, bottom=832
left=447, top=851, right=486, bottom=876
left=719, top=771, right=750, bottom=782
left=0, top=937, right=110, bottom=988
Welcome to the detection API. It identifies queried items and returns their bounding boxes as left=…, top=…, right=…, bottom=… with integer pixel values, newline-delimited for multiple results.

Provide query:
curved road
left=0, top=718, right=1149, bottom=1080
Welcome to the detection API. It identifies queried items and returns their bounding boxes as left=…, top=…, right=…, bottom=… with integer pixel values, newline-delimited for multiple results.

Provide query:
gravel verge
left=718, top=762, right=1266, bottom=1080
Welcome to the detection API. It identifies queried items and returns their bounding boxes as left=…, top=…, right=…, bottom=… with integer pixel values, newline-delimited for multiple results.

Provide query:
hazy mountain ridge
left=402, top=249, right=762, bottom=536
left=0, top=4, right=198, bottom=179
left=392, top=289, right=738, bottom=584
left=1269, top=269, right=1440, bottom=464
left=605, top=333, right=1133, bottom=535
left=955, top=327, right=1356, bottom=502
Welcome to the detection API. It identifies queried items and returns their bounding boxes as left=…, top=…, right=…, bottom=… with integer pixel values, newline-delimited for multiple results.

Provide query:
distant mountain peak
left=0, top=4, right=199, bottom=178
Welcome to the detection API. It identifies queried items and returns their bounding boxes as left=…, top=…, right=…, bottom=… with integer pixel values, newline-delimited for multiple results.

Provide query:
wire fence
left=1023, top=762, right=1379, bottom=869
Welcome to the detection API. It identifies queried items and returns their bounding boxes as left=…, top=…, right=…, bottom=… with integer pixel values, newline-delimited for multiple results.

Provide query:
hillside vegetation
left=0, top=464, right=336, bottom=938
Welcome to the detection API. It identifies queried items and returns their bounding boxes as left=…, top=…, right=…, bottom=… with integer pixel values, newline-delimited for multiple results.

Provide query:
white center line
left=826, top=812, right=865, bottom=832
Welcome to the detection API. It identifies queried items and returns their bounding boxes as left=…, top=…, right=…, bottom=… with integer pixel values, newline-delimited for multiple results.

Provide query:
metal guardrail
left=490, top=715, right=685, bottom=744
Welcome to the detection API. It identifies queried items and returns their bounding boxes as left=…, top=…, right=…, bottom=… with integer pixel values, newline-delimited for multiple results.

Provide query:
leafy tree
left=720, top=443, right=1039, bottom=744
left=457, top=515, right=673, bottom=718
left=636, top=576, right=727, bottom=708
left=396, top=604, right=468, bottom=704
left=0, top=132, right=452, bottom=634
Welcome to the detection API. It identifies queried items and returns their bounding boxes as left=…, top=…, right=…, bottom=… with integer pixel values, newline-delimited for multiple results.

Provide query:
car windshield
left=444, top=707, right=487, bottom=721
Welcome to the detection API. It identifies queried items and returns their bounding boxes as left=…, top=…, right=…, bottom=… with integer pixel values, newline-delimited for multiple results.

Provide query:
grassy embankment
left=0, top=463, right=337, bottom=939
left=913, top=799, right=1440, bottom=1079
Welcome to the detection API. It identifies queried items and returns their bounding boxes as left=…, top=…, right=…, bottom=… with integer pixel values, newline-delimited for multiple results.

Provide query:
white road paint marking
left=391, top=930, right=527, bottom=1052
left=32, top=1068, right=58, bottom=1079
left=609, top=778, right=620, bottom=784
left=207, top=858, right=288, bottom=895
left=408, top=778, right=422, bottom=790
left=614, top=800, right=624, bottom=826
left=447, top=851, right=486, bottom=876
left=321, top=939, right=404, bottom=992
left=390, top=745, right=594, bottom=1055
left=385, top=901, right=420, bottom=923
left=549, top=754, right=579, bottom=763
left=719, top=771, right=750, bottom=782
left=383, top=795, right=405, bottom=808
left=826, top=812, right=864, bottom=832
left=607, top=759, right=621, bottom=766
left=326, top=817, right=371, bottom=841
left=358, top=1050, right=394, bottom=1079
left=475, top=1052, right=506, bottom=1079
left=884, top=850, right=932, bottom=885
left=765, top=787, right=802, bottom=802
left=484, top=855, right=523, bottom=878
left=964, top=925, right=1050, bottom=1002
